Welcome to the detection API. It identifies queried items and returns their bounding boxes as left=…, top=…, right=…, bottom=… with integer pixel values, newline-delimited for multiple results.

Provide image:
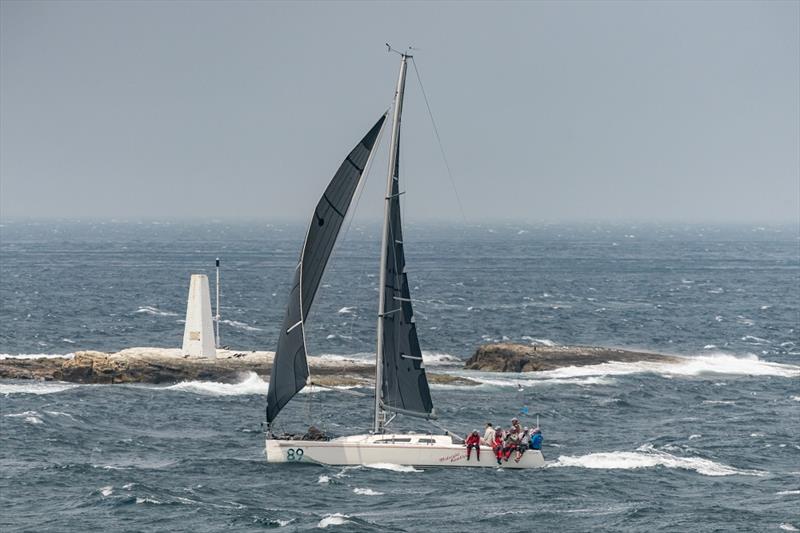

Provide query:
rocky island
left=465, top=343, right=680, bottom=372
left=0, top=343, right=681, bottom=387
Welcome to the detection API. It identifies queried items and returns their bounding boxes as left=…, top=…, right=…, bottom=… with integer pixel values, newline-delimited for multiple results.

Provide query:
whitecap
left=318, top=513, right=350, bottom=528
left=44, top=410, right=76, bottom=419
left=421, top=352, right=462, bottom=366
left=0, top=353, right=74, bottom=360
left=521, top=336, right=557, bottom=347
left=703, top=400, right=736, bottom=405
left=779, top=524, right=799, bottom=532
left=742, top=335, right=771, bottom=344
left=100, top=486, right=113, bottom=497
left=364, top=463, right=422, bottom=473
left=135, top=497, right=162, bottom=505
left=4, top=411, right=44, bottom=425
left=353, top=487, right=384, bottom=496
left=529, top=353, right=800, bottom=380
left=317, top=475, right=330, bottom=484
left=688, top=434, right=701, bottom=440
left=337, top=307, right=356, bottom=314
left=163, top=372, right=267, bottom=396
left=548, top=444, right=764, bottom=477
left=791, top=396, right=800, bottom=402
left=777, top=490, right=800, bottom=496
left=135, top=306, right=178, bottom=317
left=1, top=380, right=80, bottom=396
left=220, top=319, right=262, bottom=332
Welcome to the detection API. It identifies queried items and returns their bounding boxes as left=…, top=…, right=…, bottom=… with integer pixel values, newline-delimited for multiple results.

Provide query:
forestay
left=266, top=114, right=386, bottom=425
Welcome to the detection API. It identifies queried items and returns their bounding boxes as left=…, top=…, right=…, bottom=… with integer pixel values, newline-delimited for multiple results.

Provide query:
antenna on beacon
left=215, top=257, right=221, bottom=349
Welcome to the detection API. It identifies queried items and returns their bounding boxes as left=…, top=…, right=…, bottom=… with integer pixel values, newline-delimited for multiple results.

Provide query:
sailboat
left=264, top=52, right=545, bottom=469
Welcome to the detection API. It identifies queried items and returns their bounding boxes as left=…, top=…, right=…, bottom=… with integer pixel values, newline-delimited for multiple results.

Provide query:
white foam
left=421, top=352, right=462, bottom=366
left=532, top=353, right=800, bottom=380
left=318, top=513, right=350, bottom=528
left=337, top=307, right=356, bottom=314
left=100, top=486, right=113, bottom=497
left=353, top=487, right=384, bottom=496
left=135, top=497, right=162, bottom=505
left=164, top=372, right=267, bottom=396
left=220, top=319, right=262, bottom=332
left=780, top=524, right=799, bottom=531
left=0, top=382, right=79, bottom=395
left=4, top=411, right=44, bottom=425
left=364, top=463, right=422, bottom=473
left=0, top=353, right=74, bottom=360
left=135, top=306, right=178, bottom=317
left=434, top=374, right=615, bottom=390
left=317, top=475, right=330, bottom=484
left=548, top=444, right=765, bottom=477
left=521, top=337, right=557, bottom=347
left=777, top=490, right=800, bottom=496
left=689, top=434, right=701, bottom=440
left=791, top=396, right=800, bottom=402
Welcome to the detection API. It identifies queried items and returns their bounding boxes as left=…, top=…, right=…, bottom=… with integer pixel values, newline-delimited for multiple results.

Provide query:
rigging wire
left=410, top=57, right=468, bottom=224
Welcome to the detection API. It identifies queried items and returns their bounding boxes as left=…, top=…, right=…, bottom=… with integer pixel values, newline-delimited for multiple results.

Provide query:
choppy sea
left=1, top=220, right=798, bottom=532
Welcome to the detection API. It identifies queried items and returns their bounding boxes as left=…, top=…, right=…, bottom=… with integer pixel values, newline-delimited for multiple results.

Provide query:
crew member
left=465, top=430, right=481, bottom=461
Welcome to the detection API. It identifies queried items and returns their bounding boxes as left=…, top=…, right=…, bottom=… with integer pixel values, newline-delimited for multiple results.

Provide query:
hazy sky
left=1, top=0, right=798, bottom=223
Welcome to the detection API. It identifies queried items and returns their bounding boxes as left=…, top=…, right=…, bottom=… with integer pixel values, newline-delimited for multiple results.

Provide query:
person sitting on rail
left=529, top=427, right=543, bottom=450
left=503, top=427, right=520, bottom=462
left=514, top=427, right=530, bottom=462
left=465, top=430, right=481, bottom=461
left=492, top=430, right=505, bottom=465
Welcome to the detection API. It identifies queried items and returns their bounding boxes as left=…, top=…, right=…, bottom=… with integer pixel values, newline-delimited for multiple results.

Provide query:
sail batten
left=266, top=114, right=386, bottom=425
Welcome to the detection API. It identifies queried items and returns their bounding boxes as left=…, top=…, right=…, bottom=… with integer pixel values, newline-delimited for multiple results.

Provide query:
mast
left=215, top=257, right=221, bottom=348
left=374, top=53, right=409, bottom=434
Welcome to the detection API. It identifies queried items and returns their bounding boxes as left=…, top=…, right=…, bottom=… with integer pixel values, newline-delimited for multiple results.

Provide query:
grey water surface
left=1, top=221, right=798, bottom=532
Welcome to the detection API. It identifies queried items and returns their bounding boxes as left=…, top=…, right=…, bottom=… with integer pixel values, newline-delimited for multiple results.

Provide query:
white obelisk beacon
left=182, top=274, right=217, bottom=358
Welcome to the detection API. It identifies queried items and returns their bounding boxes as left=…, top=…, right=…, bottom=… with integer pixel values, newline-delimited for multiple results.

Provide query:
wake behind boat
left=264, top=51, right=544, bottom=469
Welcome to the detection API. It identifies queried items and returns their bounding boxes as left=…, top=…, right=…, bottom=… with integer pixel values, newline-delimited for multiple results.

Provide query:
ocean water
left=1, top=220, right=799, bottom=532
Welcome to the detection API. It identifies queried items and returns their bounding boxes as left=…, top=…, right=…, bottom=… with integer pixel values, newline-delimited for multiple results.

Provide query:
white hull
left=265, top=433, right=545, bottom=469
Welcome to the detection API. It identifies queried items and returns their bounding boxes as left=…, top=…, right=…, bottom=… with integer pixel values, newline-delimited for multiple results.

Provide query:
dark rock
left=464, top=343, right=680, bottom=372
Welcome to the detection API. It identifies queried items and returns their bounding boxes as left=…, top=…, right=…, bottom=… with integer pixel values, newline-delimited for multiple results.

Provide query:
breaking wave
left=0, top=353, right=74, bottom=360
left=0, top=382, right=80, bottom=395
left=135, top=306, right=178, bottom=317
left=364, top=463, right=423, bottom=473
left=4, top=410, right=44, bottom=425
left=163, top=372, right=267, bottom=396
left=318, top=513, right=350, bottom=528
left=534, top=353, right=800, bottom=379
left=353, top=487, right=384, bottom=496
left=548, top=444, right=765, bottom=477
left=219, top=319, right=262, bottom=332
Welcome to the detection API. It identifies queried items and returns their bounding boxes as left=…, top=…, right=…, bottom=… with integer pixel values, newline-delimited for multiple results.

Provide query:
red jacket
left=465, top=434, right=481, bottom=446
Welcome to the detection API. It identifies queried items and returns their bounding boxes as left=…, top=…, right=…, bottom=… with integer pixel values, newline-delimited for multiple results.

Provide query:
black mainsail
left=266, top=114, right=386, bottom=426
left=375, top=53, right=435, bottom=429
left=378, top=139, right=435, bottom=418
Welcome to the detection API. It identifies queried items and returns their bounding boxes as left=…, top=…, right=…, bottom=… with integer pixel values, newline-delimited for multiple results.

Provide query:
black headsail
left=266, top=114, right=386, bottom=426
